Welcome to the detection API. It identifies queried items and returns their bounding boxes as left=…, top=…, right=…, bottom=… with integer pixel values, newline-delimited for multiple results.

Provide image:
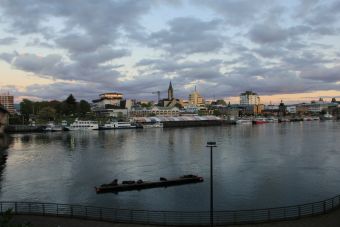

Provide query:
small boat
left=236, top=119, right=252, bottom=125
left=253, top=118, right=268, bottom=124
left=66, top=119, right=99, bottom=131
left=278, top=118, right=290, bottom=123
left=266, top=117, right=278, bottom=123
left=142, top=122, right=164, bottom=128
left=99, top=121, right=136, bottom=130
left=43, top=122, right=63, bottom=132
left=95, top=175, right=204, bottom=193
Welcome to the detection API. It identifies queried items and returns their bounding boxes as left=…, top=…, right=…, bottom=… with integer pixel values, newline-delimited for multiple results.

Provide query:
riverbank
left=10, top=208, right=340, bottom=227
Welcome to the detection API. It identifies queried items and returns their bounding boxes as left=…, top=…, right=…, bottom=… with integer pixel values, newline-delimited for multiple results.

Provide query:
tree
left=62, top=94, right=77, bottom=115
left=20, top=99, right=34, bottom=116
left=38, top=107, right=56, bottom=121
left=216, top=99, right=226, bottom=106
left=78, top=100, right=91, bottom=116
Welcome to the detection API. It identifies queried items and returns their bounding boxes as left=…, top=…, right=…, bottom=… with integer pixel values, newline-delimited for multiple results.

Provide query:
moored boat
left=236, top=118, right=252, bottom=125
left=99, top=121, right=136, bottom=130
left=252, top=118, right=268, bottom=124
left=66, top=119, right=99, bottom=131
left=43, top=122, right=64, bottom=132
left=95, top=175, right=204, bottom=193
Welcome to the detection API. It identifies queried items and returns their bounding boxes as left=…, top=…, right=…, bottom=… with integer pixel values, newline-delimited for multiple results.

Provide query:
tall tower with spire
left=168, top=81, right=174, bottom=100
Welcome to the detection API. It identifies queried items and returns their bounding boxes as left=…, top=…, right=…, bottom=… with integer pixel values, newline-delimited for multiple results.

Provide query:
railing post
left=130, top=210, right=133, bottom=222
left=267, top=209, right=270, bottom=221
left=0, top=202, right=2, bottom=213
left=100, top=207, right=102, bottom=220
left=298, top=205, right=301, bottom=218
left=70, top=205, right=73, bottom=217
left=57, top=204, right=59, bottom=216
left=312, top=203, right=314, bottom=215
left=85, top=207, right=88, bottom=219
left=42, top=204, right=45, bottom=216
left=29, top=203, right=31, bottom=213
left=332, top=198, right=334, bottom=209
left=323, top=201, right=326, bottom=213
left=14, top=202, right=17, bottom=214
left=233, top=211, right=237, bottom=224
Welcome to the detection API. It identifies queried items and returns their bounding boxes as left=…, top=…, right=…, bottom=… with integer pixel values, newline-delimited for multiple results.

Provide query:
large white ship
left=66, top=119, right=99, bottom=131
left=99, top=121, right=136, bottom=130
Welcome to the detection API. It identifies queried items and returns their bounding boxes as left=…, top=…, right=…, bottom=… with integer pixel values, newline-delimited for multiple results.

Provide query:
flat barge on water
left=95, top=175, right=204, bottom=193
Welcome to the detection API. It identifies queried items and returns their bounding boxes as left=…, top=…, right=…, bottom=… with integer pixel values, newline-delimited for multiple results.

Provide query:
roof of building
left=132, top=115, right=221, bottom=122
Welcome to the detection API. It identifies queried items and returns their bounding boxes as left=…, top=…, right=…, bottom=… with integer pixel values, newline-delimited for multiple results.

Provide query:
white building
left=92, top=92, right=123, bottom=109
left=240, top=91, right=260, bottom=105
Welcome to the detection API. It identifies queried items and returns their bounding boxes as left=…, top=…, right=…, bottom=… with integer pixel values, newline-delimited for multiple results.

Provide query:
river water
left=0, top=121, right=340, bottom=211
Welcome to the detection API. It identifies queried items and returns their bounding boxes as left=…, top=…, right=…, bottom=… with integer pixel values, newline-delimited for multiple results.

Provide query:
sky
left=0, top=0, right=340, bottom=104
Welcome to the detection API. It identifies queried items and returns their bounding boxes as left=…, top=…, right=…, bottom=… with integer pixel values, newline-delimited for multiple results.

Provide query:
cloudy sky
left=0, top=0, right=340, bottom=104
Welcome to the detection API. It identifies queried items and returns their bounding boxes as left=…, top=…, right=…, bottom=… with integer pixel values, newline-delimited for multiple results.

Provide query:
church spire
left=168, top=81, right=174, bottom=100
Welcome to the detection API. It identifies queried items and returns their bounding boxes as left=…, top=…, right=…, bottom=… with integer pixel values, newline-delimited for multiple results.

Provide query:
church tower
left=168, top=81, right=174, bottom=100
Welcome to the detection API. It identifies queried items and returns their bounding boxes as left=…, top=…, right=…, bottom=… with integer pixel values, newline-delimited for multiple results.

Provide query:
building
left=92, top=92, right=123, bottom=109
left=240, top=91, right=260, bottom=105
left=0, top=105, right=9, bottom=134
left=129, top=106, right=180, bottom=117
left=160, top=81, right=183, bottom=108
left=188, top=87, right=205, bottom=107
left=92, top=92, right=127, bottom=118
left=0, top=92, right=15, bottom=114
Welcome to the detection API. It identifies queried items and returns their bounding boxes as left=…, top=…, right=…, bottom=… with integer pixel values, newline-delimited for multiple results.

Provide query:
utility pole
left=206, top=141, right=217, bottom=227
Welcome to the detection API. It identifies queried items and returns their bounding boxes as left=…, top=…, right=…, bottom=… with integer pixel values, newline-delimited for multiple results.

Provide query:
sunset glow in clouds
left=0, top=0, right=340, bottom=104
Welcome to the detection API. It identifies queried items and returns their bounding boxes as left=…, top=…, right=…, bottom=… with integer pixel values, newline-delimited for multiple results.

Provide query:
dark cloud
left=0, top=37, right=17, bottom=45
left=148, top=17, right=224, bottom=55
left=248, top=23, right=289, bottom=44
left=300, top=66, right=340, bottom=82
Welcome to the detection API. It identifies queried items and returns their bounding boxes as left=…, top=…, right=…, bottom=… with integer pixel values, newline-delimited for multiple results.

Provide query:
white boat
left=66, top=120, right=99, bottom=131
left=44, top=122, right=63, bottom=132
left=236, top=119, right=252, bottom=124
left=266, top=117, right=278, bottom=123
left=99, top=121, right=136, bottom=130
left=142, top=122, right=164, bottom=128
left=322, top=113, right=333, bottom=120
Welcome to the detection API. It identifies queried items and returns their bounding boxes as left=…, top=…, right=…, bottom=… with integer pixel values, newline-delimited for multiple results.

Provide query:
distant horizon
left=1, top=1, right=340, bottom=104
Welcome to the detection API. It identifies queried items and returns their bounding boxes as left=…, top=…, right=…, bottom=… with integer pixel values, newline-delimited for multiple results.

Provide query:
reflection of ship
left=142, top=122, right=164, bottom=128
left=99, top=122, right=136, bottom=130
left=321, top=113, right=333, bottom=120
left=65, top=119, right=99, bottom=131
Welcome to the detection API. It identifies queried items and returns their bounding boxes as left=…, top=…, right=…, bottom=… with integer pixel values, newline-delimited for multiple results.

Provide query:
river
left=0, top=121, right=339, bottom=211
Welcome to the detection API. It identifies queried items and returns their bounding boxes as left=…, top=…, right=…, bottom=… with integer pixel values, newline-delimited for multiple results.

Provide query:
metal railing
left=1, top=195, right=340, bottom=226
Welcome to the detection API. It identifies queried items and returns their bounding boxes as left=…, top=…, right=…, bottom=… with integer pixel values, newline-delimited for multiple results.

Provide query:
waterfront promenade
left=11, top=208, right=340, bottom=227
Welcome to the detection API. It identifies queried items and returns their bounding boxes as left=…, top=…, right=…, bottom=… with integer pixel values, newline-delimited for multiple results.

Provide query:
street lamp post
left=206, top=141, right=217, bottom=227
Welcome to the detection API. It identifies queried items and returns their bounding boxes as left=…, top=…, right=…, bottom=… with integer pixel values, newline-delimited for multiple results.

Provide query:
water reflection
left=0, top=135, right=13, bottom=190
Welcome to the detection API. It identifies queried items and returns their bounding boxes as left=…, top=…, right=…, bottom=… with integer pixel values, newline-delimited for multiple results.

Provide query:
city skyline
left=1, top=0, right=340, bottom=104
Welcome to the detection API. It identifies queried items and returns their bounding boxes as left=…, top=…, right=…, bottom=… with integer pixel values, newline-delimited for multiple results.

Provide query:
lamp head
left=206, top=141, right=217, bottom=147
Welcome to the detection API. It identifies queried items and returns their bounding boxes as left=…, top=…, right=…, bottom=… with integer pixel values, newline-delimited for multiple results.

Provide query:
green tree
left=213, top=109, right=221, bottom=116
left=78, top=100, right=91, bottom=116
left=62, top=94, right=77, bottom=115
left=38, top=107, right=56, bottom=122
left=20, top=99, right=34, bottom=116
left=216, top=99, right=226, bottom=105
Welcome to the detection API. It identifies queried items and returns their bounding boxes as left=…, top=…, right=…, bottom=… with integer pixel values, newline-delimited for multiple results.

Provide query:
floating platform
left=95, top=175, right=204, bottom=193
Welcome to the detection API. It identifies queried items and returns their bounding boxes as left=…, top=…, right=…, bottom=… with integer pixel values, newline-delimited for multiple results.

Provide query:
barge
left=95, top=175, right=204, bottom=193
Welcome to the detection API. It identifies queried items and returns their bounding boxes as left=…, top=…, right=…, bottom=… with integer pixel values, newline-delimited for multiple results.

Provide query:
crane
left=152, top=91, right=161, bottom=103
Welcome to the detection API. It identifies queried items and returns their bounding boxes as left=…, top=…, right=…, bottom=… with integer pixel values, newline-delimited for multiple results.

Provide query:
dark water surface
left=0, top=121, right=340, bottom=211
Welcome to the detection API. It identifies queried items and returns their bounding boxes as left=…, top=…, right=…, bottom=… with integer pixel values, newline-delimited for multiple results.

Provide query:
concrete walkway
left=11, top=209, right=340, bottom=227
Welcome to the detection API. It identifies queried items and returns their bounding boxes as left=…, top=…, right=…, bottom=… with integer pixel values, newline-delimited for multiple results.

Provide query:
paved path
left=11, top=209, right=340, bottom=227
